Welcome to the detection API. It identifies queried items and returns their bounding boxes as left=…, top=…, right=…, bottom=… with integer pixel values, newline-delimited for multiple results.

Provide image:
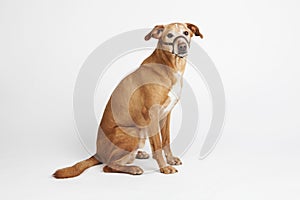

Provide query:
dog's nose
left=178, top=43, right=187, bottom=52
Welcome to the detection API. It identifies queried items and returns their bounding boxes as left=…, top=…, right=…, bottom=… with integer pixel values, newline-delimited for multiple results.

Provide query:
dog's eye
left=167, top=33, right=174, bottom=38
left=183, top=31, right=189, bottom=36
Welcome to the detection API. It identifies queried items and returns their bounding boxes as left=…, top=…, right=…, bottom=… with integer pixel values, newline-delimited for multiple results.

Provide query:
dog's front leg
left=161, top=113, right=182, bottom=165
left=149, top=133, right=177, bottom=174
left=148, top=107, right=177, bottom=174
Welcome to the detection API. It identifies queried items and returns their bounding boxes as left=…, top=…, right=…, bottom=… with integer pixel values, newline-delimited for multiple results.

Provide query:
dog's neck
left=142, top=49, right=187, bottom=74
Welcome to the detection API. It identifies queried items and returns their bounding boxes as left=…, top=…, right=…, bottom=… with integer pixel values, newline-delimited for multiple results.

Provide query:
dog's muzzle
left=160, top=36, right=190, bottom=58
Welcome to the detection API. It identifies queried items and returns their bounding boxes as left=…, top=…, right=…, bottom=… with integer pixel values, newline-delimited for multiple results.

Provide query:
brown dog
left=53, top=22, right=203, bottom=178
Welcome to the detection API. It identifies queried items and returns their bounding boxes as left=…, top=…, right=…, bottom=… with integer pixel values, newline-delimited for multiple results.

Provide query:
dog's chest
left=160, top=71, right=183, bottom=118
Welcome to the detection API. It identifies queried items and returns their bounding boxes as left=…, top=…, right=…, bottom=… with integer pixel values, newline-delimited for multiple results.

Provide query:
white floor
left=1, top=132, right=299, bottom=200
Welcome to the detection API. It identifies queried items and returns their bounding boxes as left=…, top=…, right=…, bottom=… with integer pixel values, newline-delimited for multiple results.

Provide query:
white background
left=0, top=0, right=299, bottom=199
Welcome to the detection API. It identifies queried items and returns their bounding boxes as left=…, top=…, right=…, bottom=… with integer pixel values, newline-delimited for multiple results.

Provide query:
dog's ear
left=186, top=23, right=203, bottom=39
left=145, top=25, right=165, bottom=41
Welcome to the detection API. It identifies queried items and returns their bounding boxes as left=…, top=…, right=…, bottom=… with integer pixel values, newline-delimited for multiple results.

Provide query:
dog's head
left=145, top=23, right=203, bottom=58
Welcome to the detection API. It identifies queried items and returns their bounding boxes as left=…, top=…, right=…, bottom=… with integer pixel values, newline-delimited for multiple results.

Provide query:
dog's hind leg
left=103, top=152, right=144, bottom=175
left=101, top=127, right=144, bottom=175
left=103, top=163, right=144, bottom=175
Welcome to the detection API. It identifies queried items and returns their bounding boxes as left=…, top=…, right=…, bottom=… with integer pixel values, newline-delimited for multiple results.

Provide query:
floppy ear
left=144, top=25, right=164, bottom=41
left=186, top=23, right=203, bottom=39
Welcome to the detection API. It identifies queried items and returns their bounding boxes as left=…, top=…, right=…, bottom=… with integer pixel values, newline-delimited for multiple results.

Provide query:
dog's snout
left=178, top=43, right=187, bottom=52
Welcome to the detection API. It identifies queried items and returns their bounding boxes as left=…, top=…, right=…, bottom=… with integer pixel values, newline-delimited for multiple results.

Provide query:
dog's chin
left=177, top=52, right=188, bottom=58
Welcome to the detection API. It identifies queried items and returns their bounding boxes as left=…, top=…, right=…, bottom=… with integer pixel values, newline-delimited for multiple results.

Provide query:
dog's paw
left=136, top=151, right=150, bottom=159
left=166, top=156, right=182, bottom=165
left=128, top=166, right=144, bottom=175
left=160, top=166, right=178, bottom=174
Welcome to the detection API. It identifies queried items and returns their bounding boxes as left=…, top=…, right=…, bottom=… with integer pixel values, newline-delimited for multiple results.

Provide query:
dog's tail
left=53, top=155, right=101, bottom=179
